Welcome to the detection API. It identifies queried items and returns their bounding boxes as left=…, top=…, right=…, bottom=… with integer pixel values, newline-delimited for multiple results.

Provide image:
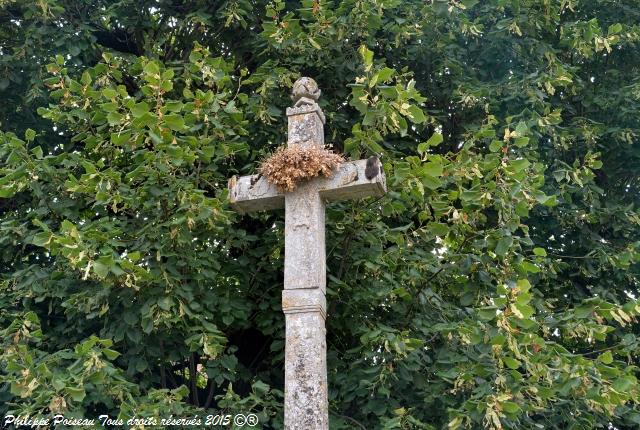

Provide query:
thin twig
left=247, top=338, right=270, bottom=372
left=577, top=344, right=620, bottom=357
left=159, top=339, right=167, bottom=389
left=335, top=233, right=353, bottom=281
left=166, top=366, right=179, bottom=388
left=548, top=253, right=595, bottom=259
left=330, top=410, right=367, bottom=430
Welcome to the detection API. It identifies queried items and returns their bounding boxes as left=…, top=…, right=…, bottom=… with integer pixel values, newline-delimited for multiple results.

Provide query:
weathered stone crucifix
left=228, top=77, right=386, bottom=429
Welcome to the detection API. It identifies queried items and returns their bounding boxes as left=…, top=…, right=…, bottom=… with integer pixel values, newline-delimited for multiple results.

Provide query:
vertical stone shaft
left=227, top=77, right=386, bottom=429
left=282, top=103, right=328, bottom=429
left=282, top=290, right=327, bottom=429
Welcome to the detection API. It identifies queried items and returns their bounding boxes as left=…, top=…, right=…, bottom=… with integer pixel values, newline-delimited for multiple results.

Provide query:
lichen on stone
left=259, top=145, right=344, bottom=192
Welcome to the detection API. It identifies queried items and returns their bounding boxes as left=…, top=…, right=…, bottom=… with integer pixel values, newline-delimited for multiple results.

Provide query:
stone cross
left=228, top=77, right=386, bottom=429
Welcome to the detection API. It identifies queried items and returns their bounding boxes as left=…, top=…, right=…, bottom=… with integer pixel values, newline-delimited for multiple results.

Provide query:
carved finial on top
left=291, top=77, right=321, bottom=107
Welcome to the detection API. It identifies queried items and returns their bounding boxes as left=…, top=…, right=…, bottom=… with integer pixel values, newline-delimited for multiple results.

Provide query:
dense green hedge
left=1, top=1, right=639, bottom=428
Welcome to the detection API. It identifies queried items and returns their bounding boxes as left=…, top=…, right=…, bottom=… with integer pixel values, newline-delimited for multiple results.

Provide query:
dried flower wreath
left=259, top=145, right=344, bottom=192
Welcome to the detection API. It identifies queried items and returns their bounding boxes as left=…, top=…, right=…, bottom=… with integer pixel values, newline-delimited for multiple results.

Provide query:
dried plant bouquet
left=259, top=145, right=344, bottom=192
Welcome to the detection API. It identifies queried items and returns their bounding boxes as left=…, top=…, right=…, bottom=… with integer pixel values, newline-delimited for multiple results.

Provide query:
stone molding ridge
left=286, top=103, right=326, bottom=124
left=282, top=304, right=327, bottom=319
left=282, top=289, right=327, bottom=319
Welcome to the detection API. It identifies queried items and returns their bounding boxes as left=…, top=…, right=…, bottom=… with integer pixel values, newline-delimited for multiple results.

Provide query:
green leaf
left=533, top=247, right=547, bottom=257
left=491, top=335, right=506, bottom=346
left=93, top=261, right=109, bottom=279
left=362, top=110, right=376, bottom=126
left=514, top=137, right=529, bottom=148
left=509, top=158, right=530, bottom=173
left=612, top=376, right=636, bottom=392
left=516, top=279, right=532, bottom=293
left=495, top=236, right=513, bottom=256
left=144, top=61, right=160, bottom=75
left=252, top=380, right=270, bottom=395
left=308, top=37, right=321, bottom=49
left=110, top=264, right=125, bottom=276
left=598, top=350, right=613, bottom=364
left=164, top=114, right=185, bottom=131
left=32, top=232, right=52, bottom=247
left=107, top=112, right=124, bottom=126
left=25, top=128, right=36, bottom=141
left=377, top=67, right=395, bottom=83
left=102, top=348, right=120, bottom=360
left=0, top=187, right=16, bottom=198
left=432, top=0, right=449, bottom=14
left=81, top=71, right=92, bottom=86
left=502, top=357, right=521, bottom=369
left=111, top=132, right=131, bottom=146
left=608, top=23, right=623, bottom=35
left=65, top=386, right=86, bottom=402
left=511, top=302, right=535, bottom=319
left=537, top=194, right=558, bottom=207
left=426, top=132, right=443, bottom=147
left=423, top=161, right=443, bottom=177
left=521, top=261, right=540, bottom=273
left=428, top=222, right=449, bottom=237
left=30, top=146, right=43, bottom=159
left=162, top=69, right=174, bottom=80
left=142, top=318, right=154, bottom=334
left=516, top=292, right=532, bottom=305
left=128, top=251, right=141, bottom=262
left=124, top=311, right=137, bottom=325
left=100, top=102, right=118, bottom=113
left=52, top=376, right=66, bottom=391
left=359, top=45, right=374, bottom=71
left=407, top=105, right=426, bottom=124
left=422, top=175, right=442, bottom=190
left=398, top=116, right=408, bottom=136
left=575, top=305, right=595, bottom=319
left=165, top=101, right=183, bottom=112
left=478, top=307, right=497, bottom=321
left=148, top=130, right=163, bottom=145
left=514, top=121, right=528, bottom=136
left=461, top=0, right=479, bottom=8
left=489, top=140, right=503, bottom=152
left=158, top=297, right=173, bottom=311
left=161, top=80, right=173, bottom=92
left=501, top=401, right=521, bottom=414
left=135, top=359, right=148, bottom=372
left=102, top=88, right=118, bottom=99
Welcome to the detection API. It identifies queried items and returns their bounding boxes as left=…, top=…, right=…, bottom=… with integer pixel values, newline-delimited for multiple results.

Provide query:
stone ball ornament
left=291, top=77, right=321, bottom=106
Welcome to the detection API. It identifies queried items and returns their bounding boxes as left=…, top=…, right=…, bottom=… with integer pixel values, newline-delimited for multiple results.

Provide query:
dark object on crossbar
left=365, top=155, right=381, bottom=180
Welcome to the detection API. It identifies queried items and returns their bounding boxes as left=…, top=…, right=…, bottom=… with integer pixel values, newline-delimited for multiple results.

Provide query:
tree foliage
left=1, top=0, right=640, bottom=428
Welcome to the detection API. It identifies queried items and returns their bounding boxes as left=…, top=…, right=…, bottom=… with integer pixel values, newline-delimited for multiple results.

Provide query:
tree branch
left=190, top=353, right=200, bottom=406
left=330, top=410, right=368, bottom=430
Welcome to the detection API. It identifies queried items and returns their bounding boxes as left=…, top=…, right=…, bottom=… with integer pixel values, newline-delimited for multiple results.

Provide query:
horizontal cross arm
left=228, top=173, right=283, bottom=215
left=318, top=158, right=386, bottom=202
left=228, top=159, right=386, bottom=214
